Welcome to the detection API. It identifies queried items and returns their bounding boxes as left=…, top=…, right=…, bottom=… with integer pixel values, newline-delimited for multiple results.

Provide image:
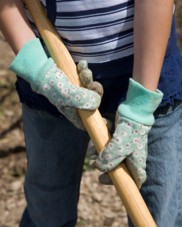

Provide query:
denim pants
left=19, top=101, right=182, bottom=227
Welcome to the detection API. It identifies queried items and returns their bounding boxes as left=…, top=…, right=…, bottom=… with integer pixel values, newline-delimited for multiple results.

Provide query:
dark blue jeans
left=129, top=100, right=182, bottom=227
left=20, top=101, right=182, bottom=227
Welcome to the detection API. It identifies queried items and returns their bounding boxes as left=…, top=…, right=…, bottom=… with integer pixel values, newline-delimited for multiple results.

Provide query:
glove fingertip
left=98, top=173, right=113, bottom=185
left=86, top=146, right=98, bottom=157
left=89, top=160, right=97, bottom=169
left=77, top=60, right=88, bottom=72
left=88, top=82, right=103, bottom=98
left=79, top=69, right=93, bottom=87
left=103, top=118, right=113, bottom=132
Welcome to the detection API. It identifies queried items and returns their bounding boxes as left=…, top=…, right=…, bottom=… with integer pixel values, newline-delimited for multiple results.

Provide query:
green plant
left=77, top=219, right=85, bottom=225
left=83, top=157, right=94, bottom=171
left=0, top=81, right=6, bottom=87
left=0, top=111, right=3, bottom=120
left=9, top=171, right=25, bottom=177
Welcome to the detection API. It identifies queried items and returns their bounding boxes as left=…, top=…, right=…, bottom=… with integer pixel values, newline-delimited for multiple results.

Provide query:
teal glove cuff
left=118, top=78, right=163, bottom=125
left=8, top=38, right=54, bottom=92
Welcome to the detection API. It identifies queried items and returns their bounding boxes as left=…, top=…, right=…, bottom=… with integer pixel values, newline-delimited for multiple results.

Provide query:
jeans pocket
left=22, top=103, right=46, bottom=117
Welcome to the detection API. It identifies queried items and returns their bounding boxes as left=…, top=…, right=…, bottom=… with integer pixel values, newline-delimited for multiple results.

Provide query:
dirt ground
left=0, top=2, right=182, bottom=227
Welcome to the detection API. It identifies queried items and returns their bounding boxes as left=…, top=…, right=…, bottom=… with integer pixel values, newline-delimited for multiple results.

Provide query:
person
left=0, top=0, right=182, bottom=226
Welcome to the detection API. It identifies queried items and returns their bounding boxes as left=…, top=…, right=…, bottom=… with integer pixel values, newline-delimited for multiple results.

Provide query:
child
left=0, top=0, right=182, bottom=227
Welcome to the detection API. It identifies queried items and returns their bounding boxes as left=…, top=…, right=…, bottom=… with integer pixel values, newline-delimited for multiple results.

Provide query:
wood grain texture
left=24, top=1, right=157, bottom=226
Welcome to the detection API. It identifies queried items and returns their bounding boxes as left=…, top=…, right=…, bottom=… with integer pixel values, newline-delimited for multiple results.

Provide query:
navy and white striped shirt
left=24, top=0, right=134, bottom=64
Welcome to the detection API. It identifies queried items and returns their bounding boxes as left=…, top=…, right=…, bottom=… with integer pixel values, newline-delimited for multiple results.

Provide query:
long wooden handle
left=24, top=1, right=156, bottom=226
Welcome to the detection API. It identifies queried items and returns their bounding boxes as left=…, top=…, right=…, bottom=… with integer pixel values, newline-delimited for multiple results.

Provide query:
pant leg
left=19, top=104, right=89, bottom=227
left=128, top=101, right=182, bottom=227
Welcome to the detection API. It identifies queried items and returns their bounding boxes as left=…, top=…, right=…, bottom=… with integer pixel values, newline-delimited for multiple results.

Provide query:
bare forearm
left=0, top=0, right=36, bottom=55
left=133, top=0, right=174, bottom=92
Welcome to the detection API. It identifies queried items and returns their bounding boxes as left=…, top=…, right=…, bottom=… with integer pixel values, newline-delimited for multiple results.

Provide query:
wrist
left=118, top=78, right=163, bottom=125
left=8, top=38, right=54, bottom=91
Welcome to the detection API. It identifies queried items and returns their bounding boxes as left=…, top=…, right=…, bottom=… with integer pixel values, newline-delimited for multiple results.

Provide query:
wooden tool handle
left=24, top=1, right=157, bottom=226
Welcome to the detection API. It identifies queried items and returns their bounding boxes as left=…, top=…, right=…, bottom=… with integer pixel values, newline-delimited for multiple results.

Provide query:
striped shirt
left=23, top=0, right=134, bottom=63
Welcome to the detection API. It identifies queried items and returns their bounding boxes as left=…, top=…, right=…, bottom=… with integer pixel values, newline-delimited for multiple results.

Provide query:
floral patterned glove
left=89, top=78, right=163, bottom=188
left=9, top=39, right=102, bottom=130
left=95, top=114, right=151, bottom=188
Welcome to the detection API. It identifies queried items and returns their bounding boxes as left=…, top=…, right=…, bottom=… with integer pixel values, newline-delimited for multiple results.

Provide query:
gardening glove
left=86, top=118, right=113, bottom=157
left=88, top=78, right=163, bottom=189
left=8, top=38, right=102, bottom=130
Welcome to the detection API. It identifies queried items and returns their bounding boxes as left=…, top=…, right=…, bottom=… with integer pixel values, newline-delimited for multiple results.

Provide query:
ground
left=0, top=2, right=182, bottom=226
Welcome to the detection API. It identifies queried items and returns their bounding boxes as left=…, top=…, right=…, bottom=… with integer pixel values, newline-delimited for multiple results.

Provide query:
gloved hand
left=8, top=38, right=102, bottom=130
left=87, top=78, right=163, bottom=189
